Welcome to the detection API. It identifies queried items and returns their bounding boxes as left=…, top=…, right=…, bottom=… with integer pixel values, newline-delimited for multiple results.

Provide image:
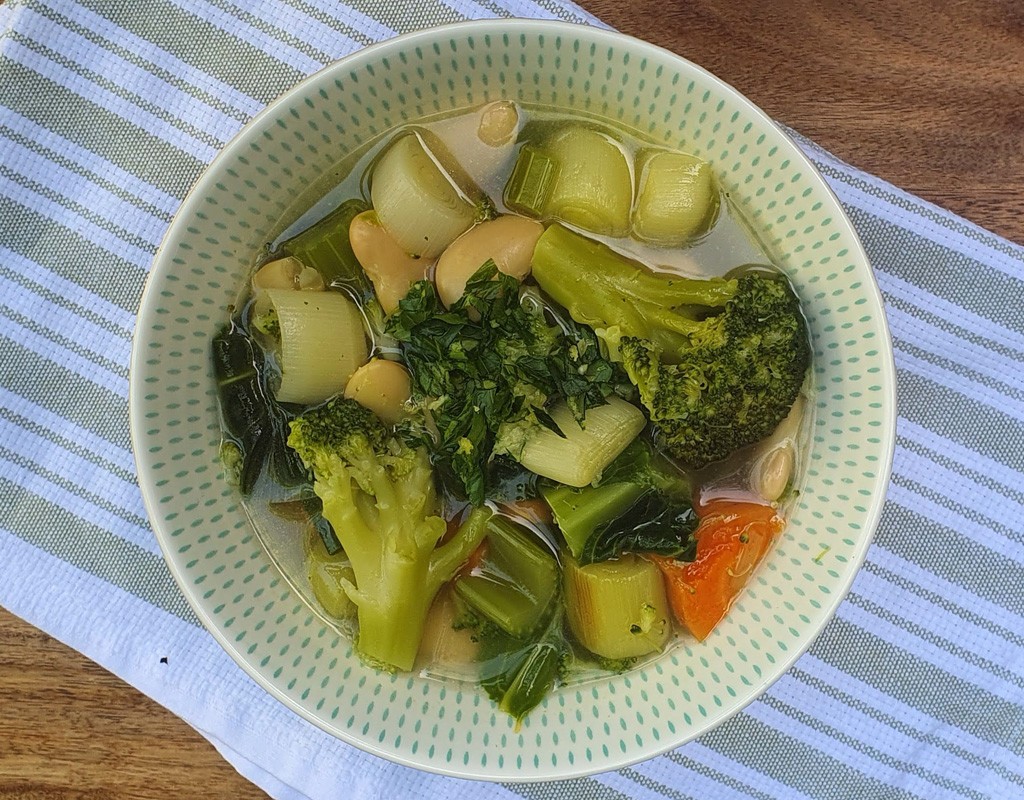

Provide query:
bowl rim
left=130, top=16, right=897, bottom=781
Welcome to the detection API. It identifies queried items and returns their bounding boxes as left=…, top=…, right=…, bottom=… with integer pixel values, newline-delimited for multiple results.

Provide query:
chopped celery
left=503, top=126, right=632, bottom=237
left=503, top=145, right=557, bottom=217
left=514, top=396, right=646, bottom=487
left=564, top=553, right=672, bottom=660
left=453, top=515, right=559, bottom=638
left=279, top=198, right=370, bottom=294
left=632, top=149, right=719, bottom=246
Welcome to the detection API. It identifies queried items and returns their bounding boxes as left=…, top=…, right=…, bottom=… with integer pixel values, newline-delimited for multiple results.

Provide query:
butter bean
left=343, top=358, right=412, bottom=424
left=252, top=256, right=324, bottom=291
left=752, top=444, right=795, bottom=502
left=477, top=100, right=519, bottom=147
left=434, top=215, right=544, bottom=308
left=349, top=211, right=429, bottom=314
left=749, top=394, right=805, bottom=502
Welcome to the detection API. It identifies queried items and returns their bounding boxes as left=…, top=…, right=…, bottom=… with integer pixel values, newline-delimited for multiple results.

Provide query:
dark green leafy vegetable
left=212, top=322, right=310, bottom=495
left=387, top=261, right=628, bottom=505
left=459, top=602, right=569, bottom=726
left=211, top=323, right=273, bottom=495
left=581, top=492, right=697, bottom=565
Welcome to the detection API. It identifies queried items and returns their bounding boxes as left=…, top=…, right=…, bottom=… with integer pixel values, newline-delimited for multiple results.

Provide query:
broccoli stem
left=531, top=224, right=737, bottom=354
left=541, top=480, right=646, bottom=560
left=353, top=556, right=440, bottom=672
left=352, top=506, right=492, bottom=672
left=541, top=439, right=695, bottom=564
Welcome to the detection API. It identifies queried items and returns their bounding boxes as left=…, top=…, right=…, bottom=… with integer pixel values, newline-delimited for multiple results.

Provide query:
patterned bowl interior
left=131, top=19, right=896, bottom=780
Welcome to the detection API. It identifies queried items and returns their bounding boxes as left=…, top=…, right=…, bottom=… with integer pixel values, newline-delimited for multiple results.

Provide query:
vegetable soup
left=212, top=101, right=812, bottom=724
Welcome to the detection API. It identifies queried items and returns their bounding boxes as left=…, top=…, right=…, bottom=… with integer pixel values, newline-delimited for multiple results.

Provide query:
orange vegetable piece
left=651, top=500, right=784, bottom=641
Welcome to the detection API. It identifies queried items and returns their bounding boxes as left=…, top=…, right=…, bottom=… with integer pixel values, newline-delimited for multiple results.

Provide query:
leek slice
left=370, top=132, right=478, bottom=258
left=632, top=149, right=719, bottom=246
left=564, top=553, right=672, bottom=660
left=515, top=396, right=646, bottom=487
left=266, top=289, right=368, bottom=405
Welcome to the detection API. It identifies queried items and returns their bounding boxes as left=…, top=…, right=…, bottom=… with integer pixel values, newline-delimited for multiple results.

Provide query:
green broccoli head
left=621, top=271, right=810, bottom=467
left=531, top=224, right=810, bottom=469
left=287, top=395, right=419, bottom=496
left=287, top=396, right=491, bottom=672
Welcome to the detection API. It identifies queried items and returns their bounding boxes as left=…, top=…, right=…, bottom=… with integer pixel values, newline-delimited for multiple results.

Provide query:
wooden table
left=2, top=1, right=1021, bottom=797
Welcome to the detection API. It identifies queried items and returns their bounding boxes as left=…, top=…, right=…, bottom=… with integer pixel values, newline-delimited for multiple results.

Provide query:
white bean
left=349, top=211, right=429, bottom=314
left=344, top=358, right=412, bottom=424
left=251, top=256, right=325, bottom=291
left=750, top=394, right=805, bottom=502
left=434, top=215, right=544, bottom=307
left=477, top=101, right=519, bottom=146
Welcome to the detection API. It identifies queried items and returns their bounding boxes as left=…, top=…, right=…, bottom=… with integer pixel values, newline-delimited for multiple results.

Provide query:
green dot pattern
left=131, top=20, right=895, bottom=781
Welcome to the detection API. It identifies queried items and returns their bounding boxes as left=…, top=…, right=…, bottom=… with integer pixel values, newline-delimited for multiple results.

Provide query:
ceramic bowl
left=130, top=18, right=896, bottom=780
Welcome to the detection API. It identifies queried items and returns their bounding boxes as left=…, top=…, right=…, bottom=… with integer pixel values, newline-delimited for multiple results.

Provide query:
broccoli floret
left=532, top=224, right=810, bottom=468
left=621, top=271, right=810, bottom=466
left=288, top=396, right=490, bottom=672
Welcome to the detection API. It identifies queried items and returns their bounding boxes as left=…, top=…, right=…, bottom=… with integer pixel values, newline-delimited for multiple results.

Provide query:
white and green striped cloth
left=2, top=1, right=1022, bottom=798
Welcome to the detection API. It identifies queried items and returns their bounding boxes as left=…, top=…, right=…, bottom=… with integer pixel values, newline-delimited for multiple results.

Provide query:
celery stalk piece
left=453, top=516, right=559, bottom=638
left=514, top=396, right=646, bottom=488
left=564, top=553, right=672, bottom=660
left=503, top=126, right=633, bottom=237
left=279, top=198, right=371, bottom=294
left=632, top=149, right=719, bottom=246
left=503, top=145, right=558, bottom=217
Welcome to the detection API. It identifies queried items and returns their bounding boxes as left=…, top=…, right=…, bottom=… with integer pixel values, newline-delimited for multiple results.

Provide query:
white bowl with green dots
left=130, top=19, right=896, bottom=780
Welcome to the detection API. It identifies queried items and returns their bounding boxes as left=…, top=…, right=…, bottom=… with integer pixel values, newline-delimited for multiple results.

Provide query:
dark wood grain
left=0, top=614, right=269, bottom=799
left=2, top=2, right=1021, bottom=798
left=580, top=0, right=1024, bottom=245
